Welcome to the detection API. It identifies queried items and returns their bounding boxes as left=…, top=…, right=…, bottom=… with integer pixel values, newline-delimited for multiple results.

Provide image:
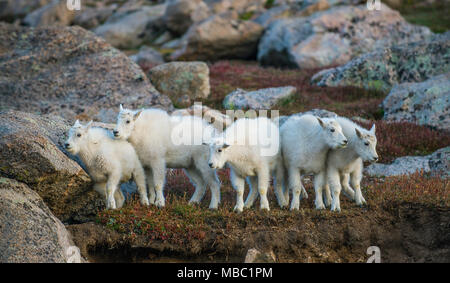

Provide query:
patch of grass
left=97, top=197, right=208, bottom=245
left=393, top=0, right=450, bottom=33
left=264, top=0, right=276, bottom=9
left=365, top=172, right=449, bottom=208
left=239, top=11, right=255, bottom=21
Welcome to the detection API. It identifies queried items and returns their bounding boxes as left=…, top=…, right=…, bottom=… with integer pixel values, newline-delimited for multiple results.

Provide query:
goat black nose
left=64, top=143, right=70, bottom=148
left=113, top=130, right=118, bottom=135
left=209, top=163, right=213, bottom=168
left=343, top=140, right=348, bottom=144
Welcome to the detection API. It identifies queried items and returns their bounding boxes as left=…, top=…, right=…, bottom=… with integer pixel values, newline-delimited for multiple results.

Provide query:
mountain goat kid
left=65, top=120, right=149, bottom=209
left=326, top=118, right=378, bottom=212
left=280, top=114, right=348, bottom=210
left=114, top=105, right=220, bottom=209
left=207, top=117, right=285, bottom=212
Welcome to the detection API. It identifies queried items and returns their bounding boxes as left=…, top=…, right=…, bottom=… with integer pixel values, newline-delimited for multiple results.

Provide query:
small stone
left=223, top=86, right=297, bottom=110
left=244, top=248, right=276, bottom=263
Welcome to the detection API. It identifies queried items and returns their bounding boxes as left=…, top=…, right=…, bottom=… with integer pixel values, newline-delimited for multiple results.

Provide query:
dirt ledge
left=67, top=203, right=450, bottom=263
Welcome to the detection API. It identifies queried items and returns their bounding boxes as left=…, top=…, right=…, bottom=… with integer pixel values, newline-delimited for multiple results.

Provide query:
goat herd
left=64, top=105, right=378, bottom=213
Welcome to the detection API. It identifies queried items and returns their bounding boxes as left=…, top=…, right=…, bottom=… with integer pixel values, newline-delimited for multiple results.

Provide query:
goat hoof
left=155, top=199, right=165, bottom=208
left=315, top=204, right=325, bottom=210
left=233, top=205, right=243, bottom=213
left=141, top=198, right=150, bottom=206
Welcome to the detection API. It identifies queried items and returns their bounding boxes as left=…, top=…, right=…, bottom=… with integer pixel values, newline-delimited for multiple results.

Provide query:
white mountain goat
left=326, top=117, right=378, bottom=212
left=65, top=120, right=149, bottom=209
left=207, top=117, right=285, bottom=212
left=280, top=114, right=348, bottom=210
left=114, top=105, right=221, bottom=209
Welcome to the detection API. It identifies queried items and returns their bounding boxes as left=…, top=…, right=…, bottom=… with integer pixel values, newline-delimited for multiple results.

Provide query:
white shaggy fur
left=207, top=117, right=285, bottom=212
left=114, top=105, right=221, bottom=209
left=326, top=117, right=378, bottom=212
left=280, top=114, right=348, bottom=210
left=65, top=120, right=149, bottom=209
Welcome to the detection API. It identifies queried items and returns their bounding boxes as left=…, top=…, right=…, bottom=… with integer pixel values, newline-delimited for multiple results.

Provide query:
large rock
left=0, top=110, right=104, bottom=223
left=163, top=0, right=211, bottom=36
left=0, top=178, right=82, bottom=263
left=365, top=147, right=450, bottom=178
left=171, top=12, right=264, bottom=61
left=254, top=4, right=292, bottom=28
left=23, top=0, right=75, bottom=27
left=254, top=0, right=365, bottom=28
left=149, top=62, right=210, bottom=105
left=72, top=4, right=118, bottom=30
left=0, top=23, right=172, bottom=123
left=382, top=73, right=450, bottom=131
left=94, top=4, right=166, bottom=49
left=0, top=0, right=51, bottom=22
left=311, top=32, right=450, bottom=92
left=258, top=3, right=432, bottom=69
left=223, top=86, right=297, bottom=110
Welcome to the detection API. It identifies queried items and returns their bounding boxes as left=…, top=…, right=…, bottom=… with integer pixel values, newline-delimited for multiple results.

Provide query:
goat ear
left=370, top=124, right=376, bottom=134
left=119, top=104, right=124, bottom=111
left=222, top=143, right=231, bottom=149
left=316, top=117, right=325, bottom=128
left=85, top=120, right=93, bottom=130
left=355, top=128, right=363, bottom=139
left=134, top=110, right=142, bottom=121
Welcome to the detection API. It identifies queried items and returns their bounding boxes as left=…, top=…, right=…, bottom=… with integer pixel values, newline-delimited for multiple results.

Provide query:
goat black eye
left=77, top=133, right=81, bottom=137
left=218, top=149, right=222, bottom=153
left=126, top=120, right=130, bottom=124
left=330, top=128, right=335, bottom=132
left=364, top=142, right=369, bottom=146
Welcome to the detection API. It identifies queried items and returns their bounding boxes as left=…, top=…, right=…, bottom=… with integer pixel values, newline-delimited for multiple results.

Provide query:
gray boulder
left=72, top=4, right=118, bottom=30
left=223, top=86, right=297, bottom=110
left=94, top=4, right=166, bottom=49
left=0, top=178, right=81, bottom=263
left=382, top=73, right=450, bottom=131
left=23, top=0, right=75, bottom=27
left=163, top=0, right=211, bottom=36
left=0, top=23, right=172, bottom=123
left=148, top=62, right=211, bottom=104
left=311, top=32, right=450, bottom=92
left=365, top=147, right=450, bottom=178
left=171, top=12, right=264, bottom=61
left=254, top=0, right=365, bottom=28
left=0, top=0, right=51, bottom=22
left=258, top=3, right=432, bottom=69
